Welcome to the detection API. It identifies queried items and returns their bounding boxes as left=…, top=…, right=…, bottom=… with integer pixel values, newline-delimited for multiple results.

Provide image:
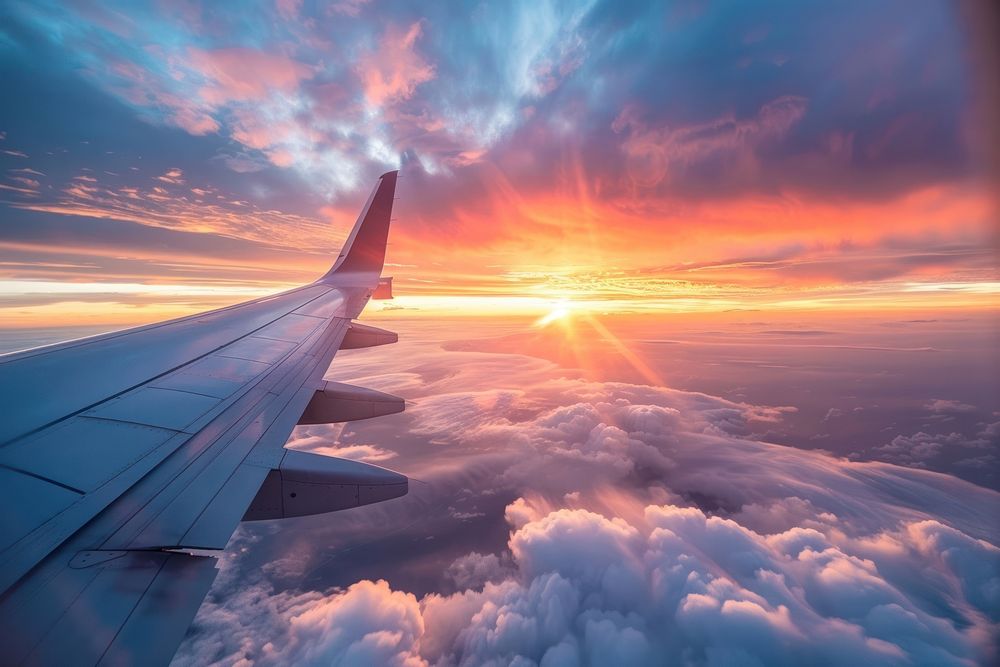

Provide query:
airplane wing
left=0, top=171, right=406, bottom=666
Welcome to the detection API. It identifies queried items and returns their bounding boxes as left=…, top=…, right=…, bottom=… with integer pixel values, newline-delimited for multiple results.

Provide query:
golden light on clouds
left=0, top=146, right=996, bottom=330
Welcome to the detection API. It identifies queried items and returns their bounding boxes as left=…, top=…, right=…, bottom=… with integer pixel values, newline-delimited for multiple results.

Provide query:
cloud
left=7, top=168, right=338, bottom=251
left=175, top=339, right=999, bottom=666
left=330, top=0, right=372, bottom=17
left=5, top=0, right=987, bottom=206
left=276, top=0, right=302, bottom=21
left=178, top=500, right=997, bottom=666
left=168, top=106, right=221, bottom=136
left=179, top=577, right=427, bottom=667
left=288, top=425, right=399, bottom=464
left=612, top=96, right=808, bottom=189
left=872, top=432, right=967, bottom=467
left=105, top=59, right=221, bottom=136
left=357, top=22, right=435, bottom=107
left=156, top=168, right=184, bottom=185
left=443, top=552, right=511, bottom=591
left=211, top=152, right=272, bottom=174
left=869, top=424, right=996, bottom=470
left=187, top=48, right=315, bottom=105
left=320, top=341, right=997, bottom=539
left=3, top=0, right=995, bottom=307
left=926, top=399, right=978, bottom=414
left=824, top=408, right=845, bottom=421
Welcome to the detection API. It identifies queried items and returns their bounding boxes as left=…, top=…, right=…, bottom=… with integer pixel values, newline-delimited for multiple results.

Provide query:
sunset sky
left=1, top=0, right=997, bottom=327
left=1, top=2, right=999, bottom=666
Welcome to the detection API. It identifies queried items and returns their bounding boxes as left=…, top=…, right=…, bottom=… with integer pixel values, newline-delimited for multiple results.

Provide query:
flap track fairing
left=341, top=322, right=398, bottom=349
left=243, top=450, right=408, bottom=521
left=297, top=381, right=404, bottom=425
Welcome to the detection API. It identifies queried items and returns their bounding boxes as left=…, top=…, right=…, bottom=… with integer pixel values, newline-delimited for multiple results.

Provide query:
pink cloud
left=156, top=168, right=184, bottom=184
left=275, top=0, right=301, bottom=21
left=108, top=59, right=220, bottom=135
left=330, top=0, right=372, bottom=17
left=187, top=47, right=314, bottom=105
left=0, top=183, right=38, bottom=196
left=925, top=398, right=977, bottom=414
left=10, top=168, right=339, bottom=253
left=612, top=96, right=808, bottom=188
left=227, top=108, right=322, bottom=169
left=9, top=176, right=40, bottom=189
left=169, top=106, right=220, bottom=135
left=357, top=21, right=435, bottom=106
left=228, top=109, right=282, bottom=152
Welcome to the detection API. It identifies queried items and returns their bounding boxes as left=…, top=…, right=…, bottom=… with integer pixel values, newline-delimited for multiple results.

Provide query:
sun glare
left=534, top=302, right=573, bottom=328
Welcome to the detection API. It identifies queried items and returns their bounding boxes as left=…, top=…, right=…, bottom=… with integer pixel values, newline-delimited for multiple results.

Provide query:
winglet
left=320, top=170, right=398, bottom=282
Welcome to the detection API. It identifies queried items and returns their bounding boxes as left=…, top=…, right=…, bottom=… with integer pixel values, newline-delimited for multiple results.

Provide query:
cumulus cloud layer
left=178, top=500, right=998, bottom=666
left=174, top=338, right=999, bottom=666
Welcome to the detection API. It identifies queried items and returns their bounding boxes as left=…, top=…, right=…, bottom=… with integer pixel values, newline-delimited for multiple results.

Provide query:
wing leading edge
left=0, top=171, right=405, bottom=666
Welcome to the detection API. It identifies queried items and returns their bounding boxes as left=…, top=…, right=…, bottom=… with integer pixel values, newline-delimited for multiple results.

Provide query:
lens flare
left=533, top=302, right=572, bottom=328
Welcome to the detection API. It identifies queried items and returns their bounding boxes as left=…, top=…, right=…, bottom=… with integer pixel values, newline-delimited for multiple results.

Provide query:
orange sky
left=0, top=0, right=997, bottom=330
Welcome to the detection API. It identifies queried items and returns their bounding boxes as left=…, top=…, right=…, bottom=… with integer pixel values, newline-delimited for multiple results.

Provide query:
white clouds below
left=174, top=343, right=999, bottom=667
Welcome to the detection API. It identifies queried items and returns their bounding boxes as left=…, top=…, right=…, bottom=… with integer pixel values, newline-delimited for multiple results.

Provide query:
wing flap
left=0, top=468, right=80, bottom=552
left=99, top=553, right=218, bottom=667
left=178, top=463, right=272, bottom=547
left=2, top=551, right=217, bottom=667
left=103, top=318, right=347, bottom=551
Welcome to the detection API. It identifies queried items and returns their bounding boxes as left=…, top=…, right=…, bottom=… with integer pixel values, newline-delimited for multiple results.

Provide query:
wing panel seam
left=0, top=287, right=334, bottom=448
left=95, top=318, right=346, bottom=550
left=0, top=464, right=85, bottom=495
left=176, top=321, right=347, bottom=546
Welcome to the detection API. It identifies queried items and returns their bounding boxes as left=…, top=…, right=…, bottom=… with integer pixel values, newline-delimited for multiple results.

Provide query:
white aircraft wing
left=0, top=171, right=405, bottom=666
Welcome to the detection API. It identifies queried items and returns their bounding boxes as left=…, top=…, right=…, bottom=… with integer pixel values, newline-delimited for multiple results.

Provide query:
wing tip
left=320, top=170, right=398, bottom=280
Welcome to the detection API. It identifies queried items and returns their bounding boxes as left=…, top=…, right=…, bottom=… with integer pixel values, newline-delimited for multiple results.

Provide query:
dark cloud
left=0, top=206, right=332, bottom=285
left=867, top=420, right=999, bottom=472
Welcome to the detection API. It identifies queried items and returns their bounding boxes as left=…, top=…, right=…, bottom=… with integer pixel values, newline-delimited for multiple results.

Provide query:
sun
left=533, top=301, right=573, bottom=328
